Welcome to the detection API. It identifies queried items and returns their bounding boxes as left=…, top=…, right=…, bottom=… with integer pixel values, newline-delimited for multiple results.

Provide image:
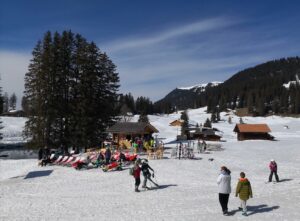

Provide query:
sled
left=102, top=161, right=122, bottom=172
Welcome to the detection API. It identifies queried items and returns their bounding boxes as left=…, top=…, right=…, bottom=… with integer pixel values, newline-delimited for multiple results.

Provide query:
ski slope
left=1, top=108, right=300, bottom=220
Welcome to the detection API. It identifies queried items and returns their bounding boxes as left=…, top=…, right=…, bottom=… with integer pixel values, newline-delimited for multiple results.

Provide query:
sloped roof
left=234, top=124, right=271, bottom=133
left=107, top=122, right=159, bottom=134
left=169, top=119, right=183, bottom=126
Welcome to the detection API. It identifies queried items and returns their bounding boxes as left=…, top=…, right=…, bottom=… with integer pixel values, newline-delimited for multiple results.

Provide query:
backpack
left=129, top=167, right=134, bottom=176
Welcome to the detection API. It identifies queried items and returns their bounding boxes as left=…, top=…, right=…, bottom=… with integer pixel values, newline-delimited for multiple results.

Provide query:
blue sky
left=1, top=0, right=300, bottom=104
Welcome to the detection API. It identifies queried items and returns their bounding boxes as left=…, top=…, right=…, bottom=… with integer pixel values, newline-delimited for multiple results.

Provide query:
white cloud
left=105, top=17, right=238, bottom=52
left=0, top=51, right=31, bottom=108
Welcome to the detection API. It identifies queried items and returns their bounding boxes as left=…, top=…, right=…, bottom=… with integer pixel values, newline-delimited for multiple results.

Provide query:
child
left=235, top=172, right=253, bottom=216
left=133, top=159, right=141, bottom=192
left=269, top=159, right=279, bottom=182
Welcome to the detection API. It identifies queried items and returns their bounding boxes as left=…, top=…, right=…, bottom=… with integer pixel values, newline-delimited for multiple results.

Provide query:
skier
left=217, top=166, right=231, bottom=216
left=269, top=159, right=279, bottom=182
left=235, top=172, right=253, bottom=216
left=133, top=159, right=142, bottom=192
left=141, top=159, right=158, bottom=189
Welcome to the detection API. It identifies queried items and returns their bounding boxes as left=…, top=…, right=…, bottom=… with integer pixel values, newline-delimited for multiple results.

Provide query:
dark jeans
left=269, top=171, right=279, bottom=182
left=219, top=193, right=230, bottom=213
left=135, top=177, right=140, bottom=187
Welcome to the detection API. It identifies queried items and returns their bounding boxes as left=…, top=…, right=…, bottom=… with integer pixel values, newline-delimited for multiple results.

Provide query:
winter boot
left=135, top=186, right=140, bottom=192
left=242, top=212, right=248, bottom=216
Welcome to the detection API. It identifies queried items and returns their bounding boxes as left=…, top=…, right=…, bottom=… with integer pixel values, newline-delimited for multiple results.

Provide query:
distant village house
left=233, top=124, right=274, bottom=141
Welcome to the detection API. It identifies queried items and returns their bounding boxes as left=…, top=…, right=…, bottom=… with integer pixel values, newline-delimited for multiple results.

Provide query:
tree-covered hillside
left=154, top=57, right=300, bottom=115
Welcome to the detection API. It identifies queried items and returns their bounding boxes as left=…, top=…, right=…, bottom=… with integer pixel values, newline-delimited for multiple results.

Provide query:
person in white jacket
left=217, top=166, right=231, bottom=215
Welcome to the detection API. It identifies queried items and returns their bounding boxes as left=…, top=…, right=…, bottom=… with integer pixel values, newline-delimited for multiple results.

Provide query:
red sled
left=126, top=154, right=137, bottom=161
left=102, top=161, right=122, bottom=172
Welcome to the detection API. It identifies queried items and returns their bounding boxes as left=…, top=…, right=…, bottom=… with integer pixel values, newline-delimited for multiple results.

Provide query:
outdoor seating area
left=39, top=148, right=138, bottom=172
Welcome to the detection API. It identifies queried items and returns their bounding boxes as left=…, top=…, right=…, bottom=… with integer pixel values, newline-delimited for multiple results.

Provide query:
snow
left=1, top=108, right=300, bottom=220
left=283, top=81, right=297, bottom=88
left=0, top=116, right=27, bottom=144
left=178, top=81, right=222, bottom=91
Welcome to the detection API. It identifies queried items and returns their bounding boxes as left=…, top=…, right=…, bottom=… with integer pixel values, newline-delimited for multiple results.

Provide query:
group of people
left=131, top=158, right=159, bottom=192
left=217, top=160, right=279, bottom=216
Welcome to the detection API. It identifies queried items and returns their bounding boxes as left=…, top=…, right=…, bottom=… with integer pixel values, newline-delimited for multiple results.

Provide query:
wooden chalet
left=107, top=122, right=159, bottom=148
left=233, top=124, right=274, bottom=141
left=192, top=128, right=222, bottom=141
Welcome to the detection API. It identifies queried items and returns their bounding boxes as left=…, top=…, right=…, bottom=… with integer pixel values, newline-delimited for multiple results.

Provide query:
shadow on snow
left=24, top=170, right=53, bottom=179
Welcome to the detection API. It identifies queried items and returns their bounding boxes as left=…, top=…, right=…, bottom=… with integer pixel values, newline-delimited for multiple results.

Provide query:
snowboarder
left=217, top=166, right=231, bottom=216
left=133, top=159, right=142, bottom=192
left=235, top=172, right=253, bottom=216
left=269, top=159, right=279, bottom=182
left=141, top=159, right=158, bottom=189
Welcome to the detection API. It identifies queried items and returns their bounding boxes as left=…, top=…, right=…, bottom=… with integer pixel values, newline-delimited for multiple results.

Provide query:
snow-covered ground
left=0, top=116, right=27, bottom=144
left=1, top=108, right=300, bottom=220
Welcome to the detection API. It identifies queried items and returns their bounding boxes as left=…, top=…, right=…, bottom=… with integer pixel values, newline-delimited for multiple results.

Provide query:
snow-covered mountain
left=155, top=81, right=222, bottom=111
left=177, top=81, right=222, bottom=92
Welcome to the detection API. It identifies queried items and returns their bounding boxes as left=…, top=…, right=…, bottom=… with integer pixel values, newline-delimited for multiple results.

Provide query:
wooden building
left=233, top=124, right=274, bottom=141
left=169, top=119, right=183, bottom=126
left=107, top=122, right=159, bottom=148
left=192, top=128, right=222, bottom=141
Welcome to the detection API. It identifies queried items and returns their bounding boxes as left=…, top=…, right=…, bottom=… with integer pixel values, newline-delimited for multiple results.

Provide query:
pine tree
left=21, top=96, right=29, bottom=116
left=9, top=93, right=17, bottom=110
left=204, top=118, right=212, bottom=128
left=239, top=117, right=244, bottom=124
left=211, top=112, right=217, bottom=123
left=217, top=111, right=221, bottom=122
left=3, top=92, right=9, bottom=113
left=24, top=31, right=120, bottom=149
left=180, top=110, right=190, bottom=138
left=138, top=114, right=149, bottom=123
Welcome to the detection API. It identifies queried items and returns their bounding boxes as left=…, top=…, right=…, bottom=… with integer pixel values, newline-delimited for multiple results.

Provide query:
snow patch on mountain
left=178, top=81, right=222, bottom=91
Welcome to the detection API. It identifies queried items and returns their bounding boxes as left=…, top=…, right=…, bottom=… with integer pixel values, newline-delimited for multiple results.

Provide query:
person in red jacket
left=269, top=159, right=279, bottom=182
left=133, top=159, right=142, bottom=192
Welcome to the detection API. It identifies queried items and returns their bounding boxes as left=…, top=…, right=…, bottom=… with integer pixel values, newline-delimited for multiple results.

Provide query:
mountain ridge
left=154, top=57, right=300, bottom=115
